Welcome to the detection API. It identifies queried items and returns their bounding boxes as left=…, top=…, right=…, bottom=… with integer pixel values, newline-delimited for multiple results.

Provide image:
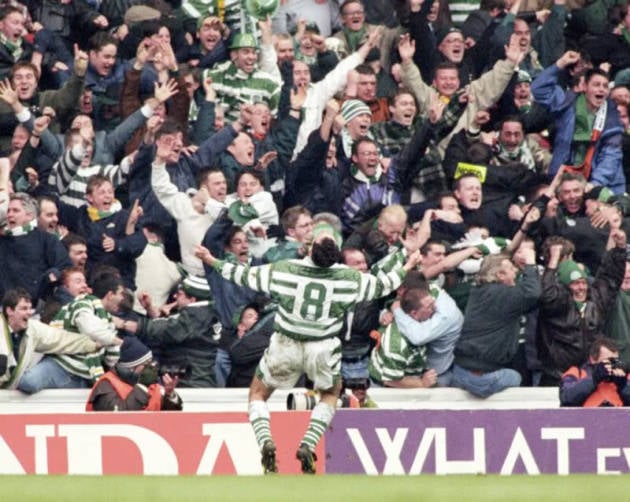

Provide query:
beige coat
left=401, top=57, right=517, bottom=155
left=327, top=23, right=401, bottom=71
left=0, top=317, right=99, bottom=390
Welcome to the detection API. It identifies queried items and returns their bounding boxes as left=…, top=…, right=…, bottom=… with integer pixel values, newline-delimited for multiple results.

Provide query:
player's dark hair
left=499, top=115, right=524, bottom=130
left=224, top=225, right=245, bottom=249
left=0, top=5, right=22, bottom=21
left=387, top=88, right=416, bottom=108
left=355, top=64, right=376, bottom=76
left=480, top=0, right=505, bottom=11
left=88, top=31, right=118, bottom=52
left=420, top=239, right=446, bottom=256
left=311, top=238, right=341, bottom=268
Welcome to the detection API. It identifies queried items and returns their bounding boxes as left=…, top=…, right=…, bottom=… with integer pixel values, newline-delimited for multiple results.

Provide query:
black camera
left=342, top=378, right=370, bottom=391
left=338, top=378, right=371, bottom=408
left=158, top=365, right=188, bottom=379
left=609, top=358, right=625, bottom=370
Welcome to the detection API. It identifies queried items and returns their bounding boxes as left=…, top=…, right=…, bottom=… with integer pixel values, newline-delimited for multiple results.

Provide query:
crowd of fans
left=0, top=0, right=629, bottom=407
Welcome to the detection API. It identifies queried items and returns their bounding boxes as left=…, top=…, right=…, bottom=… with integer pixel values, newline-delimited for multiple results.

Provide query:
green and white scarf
left=493, top=141, right=536, bottom=171
left=228, top=199, right=259, bottom=225
left=3, top=218, right=37, bottom=237
left=0, top=33, right=22, bottom=61
left=351, top=163, right=382, bottom=184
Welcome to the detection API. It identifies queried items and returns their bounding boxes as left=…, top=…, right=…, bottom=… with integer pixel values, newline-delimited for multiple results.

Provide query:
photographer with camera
left=341, top=378, right=377, bottom=408
left=537, top=230, right=626, bottom=386
left=86, top=337, right=183, bottom=411
left=560, top=337, right=630, bottom=407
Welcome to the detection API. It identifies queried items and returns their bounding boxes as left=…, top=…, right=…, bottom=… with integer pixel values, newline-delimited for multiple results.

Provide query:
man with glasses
left=341, top=114, right=435, bottom=233
left=407, top=0, right=474, bottom=85
left=263, top=205, right=314, bottom=262
left=330, top=0, right=398, bottom=70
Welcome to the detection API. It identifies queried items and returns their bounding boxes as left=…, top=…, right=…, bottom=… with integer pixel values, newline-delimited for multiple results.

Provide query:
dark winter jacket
left=285, top=128, right=343, bottom=216
left=537, top=247, right=626, bottom=384
left=227, top=311, right=275, bottom=387
left=0, top=228, right=71, bottom=301
left=137, top=301, right=222, bottom=387
left=62, top=206, right=147, bottom=290
left=454, top=265, right=541, bottom=372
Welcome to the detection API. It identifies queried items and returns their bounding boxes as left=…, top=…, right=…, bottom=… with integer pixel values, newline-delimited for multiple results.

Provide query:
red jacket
left=560, top=365, right=630, bottom=407
left=86, top=371, right=162, bottom=411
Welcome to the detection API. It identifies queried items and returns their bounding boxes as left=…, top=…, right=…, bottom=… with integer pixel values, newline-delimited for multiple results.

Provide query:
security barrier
left=2, top=406, right=628, bottom=475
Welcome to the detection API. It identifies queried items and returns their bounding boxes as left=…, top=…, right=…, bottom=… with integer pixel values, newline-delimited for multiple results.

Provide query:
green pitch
left=1, top=475, right=626, bottom=502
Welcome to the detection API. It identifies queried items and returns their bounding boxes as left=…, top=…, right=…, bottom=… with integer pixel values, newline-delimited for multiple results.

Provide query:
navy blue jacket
left=201, top=214, right=263, bottom=333
left=61, top=206, right=147, bottom=290
left=531, top=64, right=625, bottom=194
left=0, top=229, right=71, bottom=301
left=128, top=125, right=238, bottom=228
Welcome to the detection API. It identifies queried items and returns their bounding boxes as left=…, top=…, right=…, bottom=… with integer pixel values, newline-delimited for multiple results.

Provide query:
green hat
left=613, top=68, right=630, bottom=89
left=229, top=33, right=259, bottom=50
left=516, top=70, right=532, bottom=84
left=244, top=0, right=280, bottom=20
left=557, top=260, right=587, bottom=285
left=435, top=26, right=462, bottom=46
left=341, top=99, right=371, bottom=123
left=180, top=274, right=212, bottom=300
left=312, top=222, right=342, bottom=248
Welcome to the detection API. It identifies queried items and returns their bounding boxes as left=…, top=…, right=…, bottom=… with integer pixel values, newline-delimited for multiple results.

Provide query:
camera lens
left=287, top=392, right=316, bottom=410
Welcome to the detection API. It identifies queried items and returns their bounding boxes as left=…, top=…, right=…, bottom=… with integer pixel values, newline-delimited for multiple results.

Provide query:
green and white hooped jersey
left=216, top=256, right=406, bottom=342
left=49, top=295, right=119, bottom=382
left=181, top=0, right=262, bottom=50
left=369, top=321, right=427, bottom=384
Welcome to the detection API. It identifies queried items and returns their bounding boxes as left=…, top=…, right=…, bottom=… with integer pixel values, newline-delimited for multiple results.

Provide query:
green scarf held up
left=572, top=93, right=596, bottom=166
left=228, top=200, right=259, bottom=225
left=622, top=27, right=630, bottom=47
left=344, top=26, right=366, bottom=52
